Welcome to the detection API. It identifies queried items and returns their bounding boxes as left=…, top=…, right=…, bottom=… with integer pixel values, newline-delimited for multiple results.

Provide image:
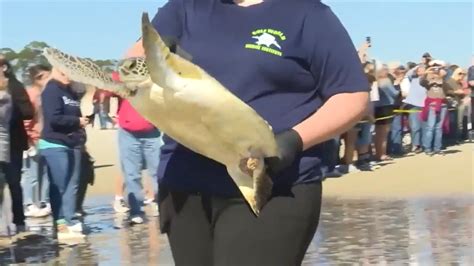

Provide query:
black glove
left=265, top=129, right=303, bottom=176
left=161, top=36, right=193, bottom=61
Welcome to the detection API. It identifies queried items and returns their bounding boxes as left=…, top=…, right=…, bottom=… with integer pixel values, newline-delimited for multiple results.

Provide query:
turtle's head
left=117, top=57, right=150, bottom=88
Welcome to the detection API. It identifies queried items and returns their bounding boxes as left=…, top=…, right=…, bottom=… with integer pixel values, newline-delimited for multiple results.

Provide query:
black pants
left=76, top=150, right=95, bottom=212
left=5, top=149, right=25, bottom=226
left=0, top=162, right=7, bottom=216
left=159, top=182, right=322, bottom=266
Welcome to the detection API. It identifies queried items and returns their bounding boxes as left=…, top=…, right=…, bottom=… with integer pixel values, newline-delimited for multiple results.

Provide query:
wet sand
left=84, top=128, right=473, bottom=199
left=1, top=128, right=472, bottom=265
left=1, top=197, right=472, bottom=265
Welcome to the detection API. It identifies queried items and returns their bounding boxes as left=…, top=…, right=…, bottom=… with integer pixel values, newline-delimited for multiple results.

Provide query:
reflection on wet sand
left=1, top=197, right=472, bottom=265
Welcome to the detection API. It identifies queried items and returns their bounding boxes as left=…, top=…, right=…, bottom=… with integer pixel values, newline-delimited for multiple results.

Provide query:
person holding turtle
left=123, top=0, right=369, bottom=264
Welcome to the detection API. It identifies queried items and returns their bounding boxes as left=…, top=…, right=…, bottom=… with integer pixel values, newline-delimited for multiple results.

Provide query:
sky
left=0, top=0, right=473, bottom=67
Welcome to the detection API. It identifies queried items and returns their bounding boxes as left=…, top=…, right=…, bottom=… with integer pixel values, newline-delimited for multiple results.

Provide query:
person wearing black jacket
left=0, top=57, right=34, bottom=229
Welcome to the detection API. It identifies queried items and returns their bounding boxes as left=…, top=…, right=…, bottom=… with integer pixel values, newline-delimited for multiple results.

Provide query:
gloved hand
left=161, top=36, right=193, bottom=61
left=265, top=129, right=303, bottom=177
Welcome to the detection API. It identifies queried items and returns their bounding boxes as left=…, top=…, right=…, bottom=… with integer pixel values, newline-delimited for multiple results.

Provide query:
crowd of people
left=0, top=54, right=162, bottom=240
left=322, top=45, right=473, bottom=177
left=0, top=46, right=473, bottom=242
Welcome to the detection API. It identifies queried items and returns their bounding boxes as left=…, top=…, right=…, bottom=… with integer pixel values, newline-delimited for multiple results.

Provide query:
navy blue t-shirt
left=151, top=0, right=369, bottom=196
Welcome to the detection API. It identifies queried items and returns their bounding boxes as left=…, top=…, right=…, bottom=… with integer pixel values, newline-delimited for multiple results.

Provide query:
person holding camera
left=420, top=60, right=449, bottom=155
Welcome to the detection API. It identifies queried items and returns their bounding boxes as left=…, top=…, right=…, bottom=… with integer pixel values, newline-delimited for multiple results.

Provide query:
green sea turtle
left=42, top=12, right=280, bottom=216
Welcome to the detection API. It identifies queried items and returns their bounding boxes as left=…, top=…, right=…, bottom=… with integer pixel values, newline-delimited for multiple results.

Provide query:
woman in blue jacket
left=39, top=67, right=89, bottom=240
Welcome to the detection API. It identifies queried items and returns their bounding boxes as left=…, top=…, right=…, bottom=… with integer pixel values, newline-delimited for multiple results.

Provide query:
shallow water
left=1, top=196, right=472, bottom=265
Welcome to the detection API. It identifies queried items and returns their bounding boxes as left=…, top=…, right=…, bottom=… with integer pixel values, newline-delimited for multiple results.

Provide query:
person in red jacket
left=111, top=72, right=162, bottom=224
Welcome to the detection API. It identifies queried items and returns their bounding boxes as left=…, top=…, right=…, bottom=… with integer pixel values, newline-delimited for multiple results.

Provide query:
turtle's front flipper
left=141, top=12, right=202, bottom=87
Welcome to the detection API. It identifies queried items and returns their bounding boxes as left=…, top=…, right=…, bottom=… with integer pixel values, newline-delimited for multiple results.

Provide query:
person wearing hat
left=422, top=53, right=432, bottom=67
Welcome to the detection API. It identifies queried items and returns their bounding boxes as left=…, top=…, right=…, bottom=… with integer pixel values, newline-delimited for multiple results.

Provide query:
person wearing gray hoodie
left=0, top=68, right=12, bottom=229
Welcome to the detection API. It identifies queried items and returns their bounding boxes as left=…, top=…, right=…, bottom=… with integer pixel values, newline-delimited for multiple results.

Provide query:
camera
left=366, top=36, right=371, bottom=47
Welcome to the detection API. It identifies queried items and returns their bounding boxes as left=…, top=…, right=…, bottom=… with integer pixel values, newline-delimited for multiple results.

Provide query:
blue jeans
left=388, top=114, right=404, bottom=155
left=118, top=127, right=162, bottom=216
left=98, top=111, right=114, bottom=129
left=41, top=147, right=81, bottom=225
left=21, top=152, right=49, bottom=206
left=356, top=122, right=373, bottom=147
left=423, top=104, right=447, bottom=152
left=320, top=137, right=340, bottom=174
left=408, top=106, right=423, bottom=147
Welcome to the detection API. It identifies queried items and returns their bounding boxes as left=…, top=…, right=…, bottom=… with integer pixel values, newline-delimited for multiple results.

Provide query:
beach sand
left=85, top=127, right=473, bottom=199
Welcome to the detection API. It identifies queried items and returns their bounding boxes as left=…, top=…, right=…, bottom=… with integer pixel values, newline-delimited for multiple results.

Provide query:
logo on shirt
left=244, top=28, right=286, bottom=57
left=62, top=96, right=80, bottom=107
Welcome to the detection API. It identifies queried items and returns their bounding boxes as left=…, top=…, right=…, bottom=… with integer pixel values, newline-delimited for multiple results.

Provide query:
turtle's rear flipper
left=226, top=158, right=272, bottom=216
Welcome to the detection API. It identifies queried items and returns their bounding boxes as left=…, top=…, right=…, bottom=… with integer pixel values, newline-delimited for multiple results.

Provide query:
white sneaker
left=35, top=204, right=52, bottom=218
left=41, top=203, right=52, bottom=214
left=68, top=222, right=83, bottom=233
left=130, top=216, right=144, bottom=225
left=24, top=205, right=41, bottom=217
left=114, top=198, right=130, bottom=213
left=325, top=169, right=343, bottom=178
left=369, top=161, right=382, bottom=169
left=149, top=202, right=159, bottom=217
left=144, top=198, right=154, bottom=205
left=337, top=164, right=360, bottom=174
left=57, top=224, right=85, bottom=241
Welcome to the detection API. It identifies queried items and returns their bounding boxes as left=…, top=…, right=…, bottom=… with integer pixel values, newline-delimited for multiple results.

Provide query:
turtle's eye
left=129, top=60, right=137, bottom=70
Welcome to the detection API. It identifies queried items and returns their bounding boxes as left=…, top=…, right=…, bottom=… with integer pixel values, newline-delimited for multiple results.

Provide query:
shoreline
left=84, top=128, right=473, bottom=200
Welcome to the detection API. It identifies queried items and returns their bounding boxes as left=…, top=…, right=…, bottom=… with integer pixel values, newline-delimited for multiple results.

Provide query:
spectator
left=407, top=62, right=417, bottom=71
left=403, top=64, right=427, bottom=153
left=39, top=67, right=88, bottom=239
left=444, top=66, right=468, bottom=142
left=420, top=61, right=449, bottom=155
left=113, top=71, right=161, bottom=224
left=468, top=57, right=474, bottom=131
left=0, top=57, right=34, bottom=231
left=338, top=127, right=360, bottom=174
left=373, top=65, right=400, bottom=161
left=421, top=52, right=432, bottom=67
left=388, top=65, right=407, bottom=156
left=76, top=147, right=95, bottom=217
left=22, top=64, right=52, bottom=218
left=91, top=88, right=116, bottom=130
left=356, top=62, right=378, bottom=170
left=0, top=68, right=12, bottom=232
